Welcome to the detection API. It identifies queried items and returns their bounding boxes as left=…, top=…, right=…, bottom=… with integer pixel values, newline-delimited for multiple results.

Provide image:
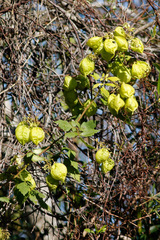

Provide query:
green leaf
left=32, top=148, right=44, bottom=155
left=149, top=225, right=160, bottom=234
left=14, top=187, right=28, bottom=205
left=100, top=98, right=108, bottom=105
left=91, top=73, right=101, bottom=80
left=70, top=172, right=80, bottom=182
left=153, top=63, right=160, bottom=72
left=84, top=228, right=95, bottom=234
left=55, top=120, right=72, bottom=131
left=158, top=72, right=160, bottom=95
left=93, top=83, right=103, bottom=89
left=0, top=197, right=10, bottom=203
left=151, top=25, right=157, bottom=38
left=16, top=182, right=30, bottom=196
left=105, top=83, right=116, bottom=87
left=80, top=120, right=99, bottom=137
left=34, top=190, right=45, bottom=199
left=79, top=137, right=95, bottom=150
left=64, top=159, right=80, bottom=182
left=64, top=131, right=79, bottom=140
left=108, top=76, right=120, bottom=82
left=64, top=148, right=76, bottom=159
left=29, top=192, right=38, bottom=204
left=100, top=87, right=109, bottom=100
left=31, top=154, right=45, bottom=162
left=97, top=225, right=107, bottom=233
left=81, top=129, right=99, bottom=137
left=35, top=191, right=51, bottom=212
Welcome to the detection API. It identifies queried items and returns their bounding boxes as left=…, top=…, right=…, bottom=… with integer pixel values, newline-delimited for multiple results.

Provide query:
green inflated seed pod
left=114, top=26, right=126, bottom=38
left=114, top=36, right=128, bottom=51
left=100, top=47, right=114, bottom=62
left=130, top=38, right=144, bottom=54
left=30, top=127, right=45, bottom=145
left=120, top=82, right=135, bottom=99
left=75, top=75, right=90, bottom=90
left=87, top=36, right=103, bottom=50
left=64, top=90, right=78, bottom=107
left=95, top=148, right=110, bottom=164
left=103, top=39, right=118, bottom=55
left=51, top=163, right=67, bottom=183
left=131, top=61, right=151, bottom=79
left=125, top=95, right=138, bottom=113
left=101, top=158, right=115, bottom=173
left=108, top=94, right=125, bottom=114
left=93, top=41, right=104, bottom=55
left=15, top=125, right=31, bottom=145
left=114, top=65, right=132, bottom=83
left=79, top=57, right=95, bottom=76
left=63, top=75, right=77, bottom=91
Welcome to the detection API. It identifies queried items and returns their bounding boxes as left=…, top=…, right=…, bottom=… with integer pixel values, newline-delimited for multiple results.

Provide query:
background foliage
left=0, top=0, right=160, bottom=239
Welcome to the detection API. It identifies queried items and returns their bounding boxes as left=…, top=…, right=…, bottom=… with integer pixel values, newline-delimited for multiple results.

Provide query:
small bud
left=130, top=38, right=144, bottom=54
left=125, top=95, right=138, bottom=113
left=120, top=82, right=135, bottom=99
left=131, top=61, right=151, bottom=79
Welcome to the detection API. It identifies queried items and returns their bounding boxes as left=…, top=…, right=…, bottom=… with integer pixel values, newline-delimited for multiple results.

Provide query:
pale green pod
left=114, top=36, right=128, bottom=51
left=64, top=90, right=78, bottom=107
left=93, top=41, right=104, bottom=55
left=30, top=127, right=45, bottom=145
left=87, top=36, right=103, bottom=49
left=103, top=39, right=118, bottom=55
left=130, top=38, right=144, bottom=54
left=95, top=148, right=110, bottom=164
left=100, top=47, right=114, bottom=62
left=114, top=26, right=126, bottom=37
left=120, top=82, right=135, bottom=99
left=125, top=95, right=138, bottom=113
left=15, top=125, right=31, bottom=145
left=79, top=57, right=95, bottom=76
left=63, top=75, right=77, bottom=91
left=75, top=75, right=90, bottom=90
left=109, top=94, right=125, bottom=113
left=101, top=158, right=115, bottom=173
left=51, top=163, right=67, bottom=183
left=115, top=66, right=132, bottom=83
left=131, top=61, right=151, bottom=79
